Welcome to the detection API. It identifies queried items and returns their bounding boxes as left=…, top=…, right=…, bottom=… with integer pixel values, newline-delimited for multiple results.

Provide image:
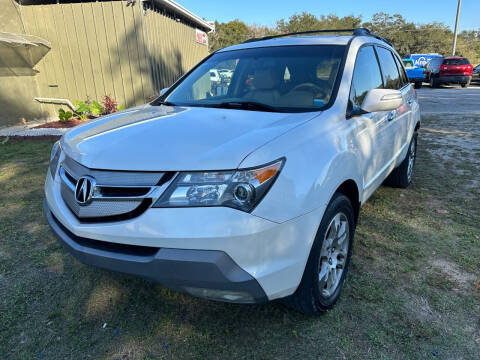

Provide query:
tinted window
left=443, top=58, right=470, bottom=65
left=403, top=59, right=414, bottom=69
left=349, top=46, right=383, bottom=107
left=165, top=45, right=346, bottom=112
left=376, top=47, right=401, bottom=89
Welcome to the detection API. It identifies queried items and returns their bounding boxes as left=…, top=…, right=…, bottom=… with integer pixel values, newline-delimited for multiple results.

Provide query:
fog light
left=184, top=287, right=255, bottom=303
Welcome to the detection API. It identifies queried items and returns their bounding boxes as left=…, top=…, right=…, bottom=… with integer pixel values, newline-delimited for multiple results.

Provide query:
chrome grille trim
left=62, top=156, right=165, bottom=186
left=59, top=156, right=176, bottom=221
left=60, top=167, right=156, bottom=200
left=60, top=182, right=143, bottom=218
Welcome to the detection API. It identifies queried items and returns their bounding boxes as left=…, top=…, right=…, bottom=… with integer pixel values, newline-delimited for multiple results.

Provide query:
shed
left=0, top=0, right=213, bottom=126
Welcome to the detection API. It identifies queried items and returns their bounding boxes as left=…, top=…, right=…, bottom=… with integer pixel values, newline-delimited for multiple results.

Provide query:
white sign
left=195, top=29, right=208, bottom=45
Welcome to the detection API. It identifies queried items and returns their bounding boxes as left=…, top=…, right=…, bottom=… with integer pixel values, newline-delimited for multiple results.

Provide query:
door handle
left=387, top=110, right=396, bottom=121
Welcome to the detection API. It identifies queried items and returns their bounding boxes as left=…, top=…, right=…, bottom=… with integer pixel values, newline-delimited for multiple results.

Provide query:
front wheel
left=284, top=193, right=355, bottom=315
left=430, top=77, right=439, bottom=88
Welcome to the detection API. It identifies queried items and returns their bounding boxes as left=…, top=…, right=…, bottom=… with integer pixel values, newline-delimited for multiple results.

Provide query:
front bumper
left=44, top=199, right=267, bottom=303
left=44, top=170, right=324, bottom=302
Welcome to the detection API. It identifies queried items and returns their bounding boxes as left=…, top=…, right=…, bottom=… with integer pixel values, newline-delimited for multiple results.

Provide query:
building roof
left=148, top=0, right=214, bottom=32
left=17, top=0, right=214, bottom=33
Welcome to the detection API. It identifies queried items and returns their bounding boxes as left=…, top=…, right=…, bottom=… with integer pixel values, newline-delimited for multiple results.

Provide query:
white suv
left=44, top=28, right=420, bottom=315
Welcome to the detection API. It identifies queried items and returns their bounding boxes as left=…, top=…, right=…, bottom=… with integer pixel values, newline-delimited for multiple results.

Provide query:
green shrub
left=90, top=100, right=103, bottom=116
left=60, top=96, right=125, bottom=123
left=58, top=108, right=73, bottom=123
left=73, top=100, right=90, bottom=121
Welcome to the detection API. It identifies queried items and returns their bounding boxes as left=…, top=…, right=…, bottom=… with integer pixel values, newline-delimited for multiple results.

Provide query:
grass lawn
left=0, top=114, right=479, bottom=359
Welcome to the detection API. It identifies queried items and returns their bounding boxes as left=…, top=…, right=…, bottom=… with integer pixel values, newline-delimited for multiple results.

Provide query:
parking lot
left=418, top=84, right=480, bottom=114
left=1, top=87, right=479, bottom=359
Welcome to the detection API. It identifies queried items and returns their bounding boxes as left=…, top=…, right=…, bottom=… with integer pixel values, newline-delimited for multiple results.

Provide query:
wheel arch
left=335, top=179, right=361, bottom=225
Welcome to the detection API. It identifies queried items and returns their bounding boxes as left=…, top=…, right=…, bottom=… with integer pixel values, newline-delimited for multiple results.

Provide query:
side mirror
left=160, top=87, right=169, bottom=96
left=361, top=89, right=403, bottom=113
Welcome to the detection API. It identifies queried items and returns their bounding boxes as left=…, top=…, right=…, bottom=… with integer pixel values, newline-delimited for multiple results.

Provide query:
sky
left=177, top=0, right=479, bottom=31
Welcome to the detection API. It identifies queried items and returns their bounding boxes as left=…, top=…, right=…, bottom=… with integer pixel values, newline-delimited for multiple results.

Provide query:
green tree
left=363, top=13, right=416, bottom=55
left=276, top=12, right=362, bottom=33
left=276, top=12, right=321, bottom=33
left=208, top=19, right=249, bottom=51
left=457, top=30, right=480, bottom=64
left=207, top=12, right=480, bottom=64
left=411, top=22, right=452, bottom=55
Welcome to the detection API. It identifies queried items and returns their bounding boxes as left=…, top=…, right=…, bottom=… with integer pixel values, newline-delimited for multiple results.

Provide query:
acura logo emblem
left=75, top=176, right=96, bottom=205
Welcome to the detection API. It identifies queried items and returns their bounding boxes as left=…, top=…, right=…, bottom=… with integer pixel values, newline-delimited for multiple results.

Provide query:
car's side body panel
left=243, top=106, right=364, bottom=223
left=246, top=37, right=419, bottom=219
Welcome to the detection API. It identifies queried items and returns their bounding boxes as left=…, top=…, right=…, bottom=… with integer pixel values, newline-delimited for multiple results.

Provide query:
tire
left=430, top=77, right=439, bottom=88
left=284, top=193, right=355, bottom=315
left=414, top=81, right=422, bottom=89
left=385, top=132, right=417, bottom=188
left=461, top=80, right=470, bottom=88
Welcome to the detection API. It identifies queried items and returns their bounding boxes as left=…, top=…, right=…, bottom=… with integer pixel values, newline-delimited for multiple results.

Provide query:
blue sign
left=405, top=53, right=443, bottom=67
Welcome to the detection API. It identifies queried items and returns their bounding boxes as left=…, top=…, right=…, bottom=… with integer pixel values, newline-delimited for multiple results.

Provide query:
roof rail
left=243, top=27, right=393, bottom=47
left=354, top=28, right=393, bottom=46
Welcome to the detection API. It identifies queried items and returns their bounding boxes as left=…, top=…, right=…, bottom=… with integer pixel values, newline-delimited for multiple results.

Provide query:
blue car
left=403, top=54, right=443, bottom=89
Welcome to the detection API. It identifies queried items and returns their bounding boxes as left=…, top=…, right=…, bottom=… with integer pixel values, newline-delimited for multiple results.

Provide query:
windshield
left=403, top=60, right=414, bottom=68
left=163, top=45, right=346, bottom=112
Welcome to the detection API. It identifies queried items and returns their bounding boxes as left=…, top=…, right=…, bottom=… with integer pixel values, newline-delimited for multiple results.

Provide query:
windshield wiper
left=151, top=100, right=177, bottom=106
left=213, top=101, right=281, bottom=112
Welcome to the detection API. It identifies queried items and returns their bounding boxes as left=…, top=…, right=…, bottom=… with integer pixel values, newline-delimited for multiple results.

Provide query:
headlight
left=49, top=141, right=61, bottom=179
left=153, top=159, right=284, bottom=212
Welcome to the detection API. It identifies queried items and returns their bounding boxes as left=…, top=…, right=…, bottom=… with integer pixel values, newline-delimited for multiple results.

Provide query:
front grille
left=59, top=155, right=174, bottom=222
left=60, top=181, right=143, bottom=218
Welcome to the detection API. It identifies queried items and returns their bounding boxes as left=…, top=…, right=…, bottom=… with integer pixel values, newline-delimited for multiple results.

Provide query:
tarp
left=0, top=32, right=51, bottom=76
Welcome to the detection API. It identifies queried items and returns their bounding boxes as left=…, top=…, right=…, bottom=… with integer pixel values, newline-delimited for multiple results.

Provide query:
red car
left=424, top=56, right=473, bottom=88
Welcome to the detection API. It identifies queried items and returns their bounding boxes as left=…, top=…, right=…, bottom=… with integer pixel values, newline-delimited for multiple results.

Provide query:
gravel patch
left=0, top=125, right=68, bottom=137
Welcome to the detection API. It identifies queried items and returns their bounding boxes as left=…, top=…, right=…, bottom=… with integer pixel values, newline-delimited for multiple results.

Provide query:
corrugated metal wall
left=20, top=0, right=209, bottom=117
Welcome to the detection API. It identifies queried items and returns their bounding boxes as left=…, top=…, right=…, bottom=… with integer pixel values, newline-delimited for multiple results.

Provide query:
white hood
left=61, top=104, right=319, bottom=171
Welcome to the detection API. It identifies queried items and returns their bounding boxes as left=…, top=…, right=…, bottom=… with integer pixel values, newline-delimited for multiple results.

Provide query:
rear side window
left=376, top=46, right=401, bottom=89
left=394, top=55, right=408, bottom=87
left=349, top=46, right=383, bottom=107
left=443, top=58, right=470, bottom=65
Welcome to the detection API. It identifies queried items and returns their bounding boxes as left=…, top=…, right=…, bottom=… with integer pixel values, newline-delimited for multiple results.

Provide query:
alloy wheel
left=318, top=212, right=350, bottom=298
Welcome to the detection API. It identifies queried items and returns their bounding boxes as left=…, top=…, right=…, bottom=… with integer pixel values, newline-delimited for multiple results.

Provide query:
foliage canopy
left=209, top=12, right=480, bottom=64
